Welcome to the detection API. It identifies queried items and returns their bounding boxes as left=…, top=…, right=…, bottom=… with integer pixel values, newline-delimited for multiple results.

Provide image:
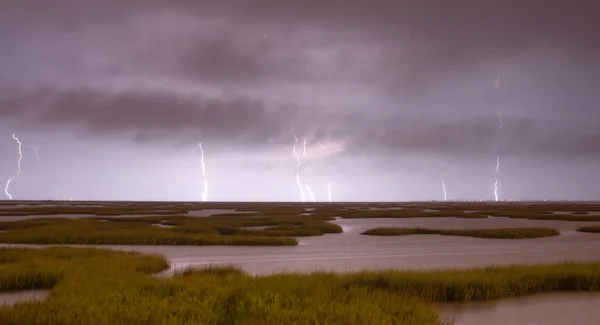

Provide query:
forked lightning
left=4, top=133, right=23, bottom=200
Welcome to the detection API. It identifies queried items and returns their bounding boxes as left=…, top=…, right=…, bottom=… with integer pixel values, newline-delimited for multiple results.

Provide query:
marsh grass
left=0, top=219, right=298, bottom=246
left=362, top=227, right=560, bottom=239
left=0, top=247, right=167, bottom=292
left=342, top=261, right=600, bottom=302
left=340, top=204, right=600, bottom=222
left=0, top=206, right=188, bottom=216
left=0, top=203, right=312, bottom=218
left=0, top=214, right=344, bottom=246
left=176, top=264, right=246, bottom=278
left=2, top=247, right=600, bottom=324
left=576, top=226, right=600, bottom=233
left=3, top=201, right=600, bottom=224
left=0, top=248, right=441, bottom=325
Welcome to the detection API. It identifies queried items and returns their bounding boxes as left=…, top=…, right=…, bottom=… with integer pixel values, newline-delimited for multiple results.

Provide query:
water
left=1, top=213, right=600, bottom=323
left=334, top=216, right=600, bottom=233
left=186, top=209, right=256, bottom=217
left=437, top=291, right=600, bottom=325
left=3, top=217, right=599, bottom=275
left=0, top=290, right=50, bottom=306
left=151, top=223, right=175, bottom=228
left=9, top=217, right=591, bottom=276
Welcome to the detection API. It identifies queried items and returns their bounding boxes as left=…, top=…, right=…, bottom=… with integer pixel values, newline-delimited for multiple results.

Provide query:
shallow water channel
left=2, top=214, right=600, bottom=322
left=437, top=291, right=600, bottom=325
left=0, top=290, right=50, bottom=307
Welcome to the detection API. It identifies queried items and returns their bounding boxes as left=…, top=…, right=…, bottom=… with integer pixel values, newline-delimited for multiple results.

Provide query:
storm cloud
left=1, top=0, right=599, bottom=200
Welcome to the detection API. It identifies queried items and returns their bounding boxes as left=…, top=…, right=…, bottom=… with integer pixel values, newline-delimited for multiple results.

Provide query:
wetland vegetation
left=2, top=201, right=600, bottom=223
left=1, top=247, right=600, bottom=324
left=362, top=227, right=560, bottom=239
left=0, top=214, right=342, bottom=246
left=340, top=204, right=600, bottom=221
left=576, top=226, right=600, bottom=233
left=1, top=201, right=599, bottom=246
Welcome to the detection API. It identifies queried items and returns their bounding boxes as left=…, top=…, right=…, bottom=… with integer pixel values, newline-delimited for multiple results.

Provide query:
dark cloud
left=4, top=0, right=597, bottom=88
left=2, top=86, right=599, bottom=158
left=1, top=0, right=599, bottom=157
left=203, top=0, right=600, bottom=91
left=0, top=86, right=298, bottom=149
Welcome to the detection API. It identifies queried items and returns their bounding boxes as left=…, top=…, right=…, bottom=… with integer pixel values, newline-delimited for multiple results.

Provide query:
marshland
left=1, top=200, right=600, bottom=324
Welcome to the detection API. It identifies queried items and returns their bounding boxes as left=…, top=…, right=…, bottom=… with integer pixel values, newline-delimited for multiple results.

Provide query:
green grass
left=0, top=219, right=298, bottom=246
left=576, top=226, right=600, bottom=233
left=0, top=247, right=167, bottom=292
left=362, top=227, right=560, bottom=239
left=0, top=214, right=344, bottom=246
left=2, top=247, right=600, bottom=324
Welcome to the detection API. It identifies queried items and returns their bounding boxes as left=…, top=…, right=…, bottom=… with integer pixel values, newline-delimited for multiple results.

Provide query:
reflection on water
left=437, top=291, right=600, bottom=325
left=0, top=290, right=50, bottom=306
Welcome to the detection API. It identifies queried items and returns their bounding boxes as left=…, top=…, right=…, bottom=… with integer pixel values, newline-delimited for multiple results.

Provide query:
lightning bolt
left=305, top=184, right=316, bottom=203
left=494, top=112, right=503, bottom=202
left=440, top=177, right=448, bottom=201
left=292, top=136, right=306, bottom=202
left=303, top=137, right=307, bottom=156
left=4, top=133, right=23, bottom=200
left=29, top=145, right=40, bottom=164
left=301, top=137, right=318, bottom=202
left=495, top=75, right=501, bottom=89
left=198, top=142, right=208, bottom=202
left=3, top=179, right=13, bottom=200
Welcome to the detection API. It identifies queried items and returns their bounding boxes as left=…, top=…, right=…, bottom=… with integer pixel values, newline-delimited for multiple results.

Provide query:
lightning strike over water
left=292, top=136, right=306, bottom=202
left=495, top=75, right=501, bottom=89
left=305, top=184, right=316, bottom=202
left=327, top=183, right=332, bottom=203
left=440, top=177, right=448, bottom=201
left=4, top=133, right=23, bottom=200
left=198, top=142, right=208, bottom=202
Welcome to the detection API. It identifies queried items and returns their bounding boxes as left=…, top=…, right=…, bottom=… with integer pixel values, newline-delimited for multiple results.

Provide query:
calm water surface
left=2, top=216, right=600, bottom=323
left=437, top=291, right=600, bottom=325
left=0, top=290, right=50, bottom=306
left=3, top=217, right=599, bottom=275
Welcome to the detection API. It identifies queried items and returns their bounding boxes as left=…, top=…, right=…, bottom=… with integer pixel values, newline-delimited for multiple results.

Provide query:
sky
left=1, top=0, right=599, bottom=202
